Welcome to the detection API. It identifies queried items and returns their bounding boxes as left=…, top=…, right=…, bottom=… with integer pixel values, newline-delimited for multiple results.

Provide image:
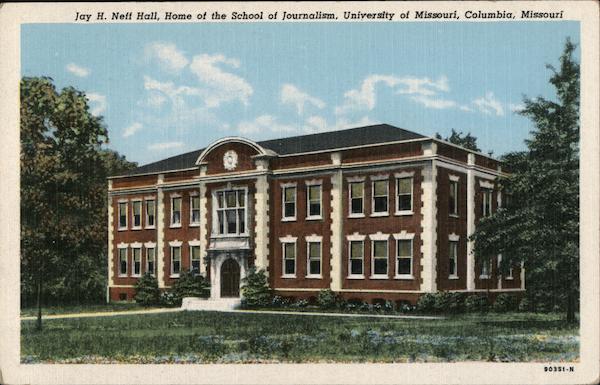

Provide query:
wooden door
left=220, top=259, right=240, bottom=297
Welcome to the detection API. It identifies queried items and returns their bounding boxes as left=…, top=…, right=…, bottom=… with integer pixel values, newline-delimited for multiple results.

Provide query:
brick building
left=107, top=124, right=524, bottom=304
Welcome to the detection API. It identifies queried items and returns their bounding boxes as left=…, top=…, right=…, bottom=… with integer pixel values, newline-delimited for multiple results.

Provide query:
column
left=329, top=152, right=343, bottom=292
left=419, top=142, right=437, bottom=292
left=254, top=173, right=270, bottom=270
left=106, top=180, right=114, bottom=302
left=199, top=180, right=208, bottom=275
left=466, top=154, right=476, bottom=291
left=156, top=174, right=166, bottom=288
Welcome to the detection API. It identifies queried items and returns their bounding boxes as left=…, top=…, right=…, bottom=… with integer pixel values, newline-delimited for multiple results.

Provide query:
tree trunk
left=35, top=272, right=42, bottom=331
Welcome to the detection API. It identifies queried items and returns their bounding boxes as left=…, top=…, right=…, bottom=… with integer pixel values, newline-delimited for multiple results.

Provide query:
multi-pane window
left=307, top=184, right=322, bottom=218
left=349, top=182, right=364, bottom=216
left=190, top=195, right=200, bottom=225
left=146, top=248, right=155, bottom=275
left=132, top=247, right=141, bottom=276
left=449, top=180, right=458, bottom=216
left=171, top=246, right=181, bottom=276
left=190, top=245, right=201, bottom=274
left=171, top=197, right=182, bottom=226
left=349, top=241, right=364, bottom=276
left=118, top=248, right=127, bottom=276
left=482, top=188, right=493, bottom=217
left=118, top=202, right=127, bottom=229
left=372, top=240, right=388, bottom=276
left=480, top=258, right=491, bottom=278
left=396, top=177, right=413, bottom=213
left=449, top=241, right=458, bottom=277
left=372, top=180, right=388, bottom=214
left=132, top=201, right=142, bottom=228
left=145, top=200, right=155, bottom=228
left=396, top=239, right=413, bottom=277
left=282, top=186, right=296, bottom=220
left=216, top=189, right=246, bottom=235
left=307, top=241, right=322, bottom=277
left=282, top=242, right=296, bottom=277
left=506, top=266, right=514, bottom=279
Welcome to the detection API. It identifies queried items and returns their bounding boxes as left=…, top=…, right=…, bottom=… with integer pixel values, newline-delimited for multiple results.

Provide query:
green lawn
left=21, top=311, right=579, bottom=363
left=20, top=302, right=150, bottom=317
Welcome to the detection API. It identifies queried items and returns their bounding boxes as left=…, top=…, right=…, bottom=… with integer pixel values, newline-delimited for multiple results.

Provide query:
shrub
left=240, top=268, right=271, bottom=308
left=493, top=293, right=518, bottom=312
left=465, top=294, right=489, bottom=312
left=317, top=289, right=338, bottom=309
left=159, top=291, right=177, bottom=307
left=134, top=272, right=160, bottom=306
left=291, top=299, right=309, bottom=308
left=384, top=300, right=395, bottom=313
left=359, top=301, right=370, bottom=312
left=271, top=295, right=291, bottom=308
left=171, top=271, right=210, bottom=305
left=398, top=302, right=415, bottom=313
left=517, top=297, right=530, bottom=312
left=416, top=293, right=437, bottom=313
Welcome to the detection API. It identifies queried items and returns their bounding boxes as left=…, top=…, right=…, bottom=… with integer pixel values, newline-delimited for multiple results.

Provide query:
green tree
left=171, top=271, right=210, bottom=305
left=470, top=39, right=579, bottom=322
left=240, top=268, right=271, bottom=307
left=134, top=273, right=160, bottom=306
left=20, top=77, right=136, bottom=329
left=435, top=129, right=481, bottom=152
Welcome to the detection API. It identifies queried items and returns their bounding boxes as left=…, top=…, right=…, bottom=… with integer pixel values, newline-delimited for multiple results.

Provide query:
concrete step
left=181, top=297, right=241, bottom=311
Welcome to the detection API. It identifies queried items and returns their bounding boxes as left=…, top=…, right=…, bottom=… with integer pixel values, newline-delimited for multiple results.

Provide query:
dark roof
left=118, top=124, right=427, bottom=177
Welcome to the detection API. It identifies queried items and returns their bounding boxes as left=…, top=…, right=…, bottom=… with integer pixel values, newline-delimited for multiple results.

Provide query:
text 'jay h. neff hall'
left=107, top=124, right=524, bottom=305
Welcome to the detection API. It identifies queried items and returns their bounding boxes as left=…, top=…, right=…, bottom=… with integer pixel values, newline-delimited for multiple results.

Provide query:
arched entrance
left=220, top=259, right=240, bottom=297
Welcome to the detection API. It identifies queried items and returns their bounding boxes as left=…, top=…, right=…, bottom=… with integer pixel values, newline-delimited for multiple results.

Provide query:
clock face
left=223, top=150, right=238, bottom=171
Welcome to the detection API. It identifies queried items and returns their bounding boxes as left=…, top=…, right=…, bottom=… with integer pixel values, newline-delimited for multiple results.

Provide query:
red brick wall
left=341, top=142, right=423, bottom=164
left=163, top=169, right=199, bottom=183
left=112, top=174, right=157, bottom=189
left=436, top=142, right=469, bottom=163
left=204, top=142, right=259, bottom=175
left=271, top=153, right=331, bottom=170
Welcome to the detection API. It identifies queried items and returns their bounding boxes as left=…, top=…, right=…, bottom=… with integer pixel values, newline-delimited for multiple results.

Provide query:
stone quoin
left=107, top=124, right=524, bottom=304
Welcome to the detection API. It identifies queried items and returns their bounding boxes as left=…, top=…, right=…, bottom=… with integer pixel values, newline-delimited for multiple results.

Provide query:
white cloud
left=303, top=115, right=328, bottom=133
left=189, top=53, right=253, bottom=108
left=509, top=103, right=525, bottom=113
left=86, top=92, right=106, bottom=115
left=302, top=115, right=377, bottom=134
left=122, top=122, right=143, bottom=138
left=410, top=95, right=456, bottom=109
left=473, top=92, right=504, bottom=116
left=395, top=75, right=450, bottom=96
left=459, top=105, right=474, bottom=112
left=143, top=76, right=201, bottom=111
left=147, top=141, right=184, bottom=151
left=145, top=42, right=189, bottom=72
left=237, top=115, right=296, bottom=135
left=280, top=84, right=325, bottom=115
left=145, top=93, right=167, bottom=108
left=66, top=63, right=90, bottom=77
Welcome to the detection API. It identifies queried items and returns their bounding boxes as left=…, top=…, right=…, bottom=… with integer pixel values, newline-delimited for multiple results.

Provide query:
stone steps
left=181, top=297, right=241, bottom=311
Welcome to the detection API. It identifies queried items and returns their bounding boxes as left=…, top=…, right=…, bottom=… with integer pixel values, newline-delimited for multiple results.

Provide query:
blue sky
left=22, top=22, right=579, bottom=165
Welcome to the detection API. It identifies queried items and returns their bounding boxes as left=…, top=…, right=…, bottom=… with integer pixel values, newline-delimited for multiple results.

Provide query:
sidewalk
left=20, top=307, right=182, bottom=321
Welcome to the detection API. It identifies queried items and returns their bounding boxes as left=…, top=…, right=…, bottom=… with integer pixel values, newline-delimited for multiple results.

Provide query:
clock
left=223, top=150, right=238, bottom=171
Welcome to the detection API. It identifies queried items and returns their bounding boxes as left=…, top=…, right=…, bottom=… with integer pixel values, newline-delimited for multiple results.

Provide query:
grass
left=21, top=311, right=579, bottom=363
left=20, top=302, right=151, bottom=317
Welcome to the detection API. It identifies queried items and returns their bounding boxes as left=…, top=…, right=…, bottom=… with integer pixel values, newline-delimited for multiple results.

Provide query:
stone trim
left=466, top=154, right=476, bottom=291
left=393, top=231, right=415, bottom=240
left=449, top=174, right=460, bottom=182
left=346, top=175, right=366, bottom=183
left=346, top=232, right=366, bottom=241
left=156, top=179, right=165, bottom=288
left=199, top=182, right=208, bottom=274
left=449, top=233, right=460, bottom=242
left=330, top=170, right=343, bottom=291
left=254, top=175, right=270, bottom=270
left=394, top=171, right=415, bottom=179
left=369, top=232, right=390, bottom=241
left=107, top=190, right=115, bottom=299
left=479, top=180, right=494, bottom=189
left=144, top=241, right=156, bottom=248
left=420, top=159, right=438, bottom=292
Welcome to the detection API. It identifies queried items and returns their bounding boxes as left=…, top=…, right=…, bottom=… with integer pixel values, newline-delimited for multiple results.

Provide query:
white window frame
left=394, top=172, right=414, bottom=216
left=306, top=235, right=323, bottom=279
left=449, top=175, right=460, bottom=217
left=145, top=198, right=156, bottom=229
left=482, top=188, right=493, bottom=217
left=131, top=200, right=142, bottom=230
left=118, top=200, right=128, bottom=230
left=347, top=233, right=366, bottom=279
left=131, top=244, right=142, bottom=277
left=212, top=187, right=249, bottom=237
left=370, top=232, right=389, bottom=279
left=371, top=175, right=389, bottom=217
left=506, top=266, right=514, bottom=280
left=393, top=232, right=415, bottom=279
left=117, top=244, right=128, bottom=277
left=448, top=233, right=460, bottom=279
left=169, top=241, right=183, bottom=278
left=348, top=176, right=365, bottom=218
left=480, top=258, right=491, bottom=279
left=280, top=236, right=297, bottom=278
left=145, top=243, right=156, bottom=276
left=281, top=183, right=297, bottom=222
left=190, top=194, right=201, bottom=227
left=189, top=244, right=201, bottom=274
left=305, top=180, right=323, bottom=220
left=170, top=195, right=182, bottom=228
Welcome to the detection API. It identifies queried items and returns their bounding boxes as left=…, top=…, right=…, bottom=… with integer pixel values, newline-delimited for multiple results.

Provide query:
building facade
left=107, top=124, right=524, bottom=304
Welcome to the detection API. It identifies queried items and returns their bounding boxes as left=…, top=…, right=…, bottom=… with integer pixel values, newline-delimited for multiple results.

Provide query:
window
left=132, top=201, right=142, bottom=229
left=146, top=247, right=155, bottom=276
left=372, top=179, right=388, bottom=215
left=118, top=248, right=127, bottom=276
left=506, top=266, right=514, bottom=280
left=480, top=258, right=491, bottom=278
left=282, top=242, right=296, bottom=277
left=118, top=202, right=127, bottom=229
left=215, top=189, right=246, bottom=235
left=145, top=200, right=155, bottom=228
left=190, top=245, right=201, bottom=274
left=307, top=241, right=322, bottom=277
left=171, top=246, right=181, bottom=277
left=190, top=195, right=200, bottom=225
left=349, top=182, right=364, bottom=216
left=396, top=177, right=413, bottom=213
left=396, top=239, right=413, bottom=277
left=449, top=241, right=458, bottom=278
left=171, top=197, right=182, bottom=226
left=306, top=184, right=322, bottom=219
left=132, top=247, right=141, bottom=276
left=282, top=185, right=296, bottom=220
left=349, top=240, right=364, bottom=277
left=482, top=188, right=493, bottom=217
left=449, top=180, right=458, bottom=216
left=371, top=240, right=388, bottom=277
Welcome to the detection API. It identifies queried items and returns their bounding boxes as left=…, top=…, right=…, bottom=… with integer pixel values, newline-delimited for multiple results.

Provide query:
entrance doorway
left=220, top=258, right=240, bottom=297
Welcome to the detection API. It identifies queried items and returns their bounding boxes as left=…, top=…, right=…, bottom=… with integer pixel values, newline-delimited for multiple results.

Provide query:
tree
left=20, top=77, right=136, bottom=329
left=469, top=39, right=579, bottom=322
left=171, top=271, right=210, bottom=305
left=134, top=273, right=160, bottom=306
left=435, top=129, right=481, bottom=152
left=240, top=268, right=271, bottom=308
